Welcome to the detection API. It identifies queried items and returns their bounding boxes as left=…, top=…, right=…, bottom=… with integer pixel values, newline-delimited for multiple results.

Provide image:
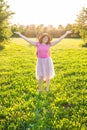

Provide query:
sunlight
left=8, top=0, right=87, bottom=27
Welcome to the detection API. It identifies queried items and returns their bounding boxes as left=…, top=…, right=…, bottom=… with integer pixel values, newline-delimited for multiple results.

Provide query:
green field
left=0, top=38, right=87, bottom=130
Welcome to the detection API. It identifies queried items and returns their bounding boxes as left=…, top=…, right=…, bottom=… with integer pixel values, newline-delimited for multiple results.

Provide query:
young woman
left=14, top=30, right=72, bottom=92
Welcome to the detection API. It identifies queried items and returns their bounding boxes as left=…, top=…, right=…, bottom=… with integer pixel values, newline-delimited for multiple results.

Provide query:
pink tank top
left=36, top=42, right=50, bottom=58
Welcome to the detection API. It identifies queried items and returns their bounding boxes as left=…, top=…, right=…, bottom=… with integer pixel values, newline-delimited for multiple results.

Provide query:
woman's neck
left=41, top=42, right=46, bottom=44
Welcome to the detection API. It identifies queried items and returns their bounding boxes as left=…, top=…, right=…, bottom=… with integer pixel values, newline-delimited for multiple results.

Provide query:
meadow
left=0, top=38, right=87, bottom=130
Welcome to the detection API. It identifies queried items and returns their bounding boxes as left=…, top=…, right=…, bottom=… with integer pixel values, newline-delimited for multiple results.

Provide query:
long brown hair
left=37, top=33, right=52, bottom=44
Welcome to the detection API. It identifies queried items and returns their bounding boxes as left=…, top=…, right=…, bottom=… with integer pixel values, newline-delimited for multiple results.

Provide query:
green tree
left=11, top=24, right=25, bottom=37
left=0, top=0, right=14, bottom=43
left=75, top=7, right=87, bottom=44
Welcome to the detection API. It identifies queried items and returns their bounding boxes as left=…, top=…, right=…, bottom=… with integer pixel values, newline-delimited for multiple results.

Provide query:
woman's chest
left=38, top=44, right=49, bottom=52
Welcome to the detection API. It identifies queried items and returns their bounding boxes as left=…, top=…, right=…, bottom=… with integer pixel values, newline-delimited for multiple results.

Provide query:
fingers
left=14, top=32, right=19, bottom=34
left=14, top=32, right=20, bottom=35
left=66, top=30, right=72, bottom=34
left=69, top=30, right=72, bottom=33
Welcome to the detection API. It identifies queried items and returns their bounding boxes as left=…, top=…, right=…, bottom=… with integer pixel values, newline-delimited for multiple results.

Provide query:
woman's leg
left=46, top=78, right=50, bottom=91
left=38, top=76, right=43, bottom=92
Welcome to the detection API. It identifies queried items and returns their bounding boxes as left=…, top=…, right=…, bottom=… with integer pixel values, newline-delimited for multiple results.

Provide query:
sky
left=8, top=0, right=87, bottom=27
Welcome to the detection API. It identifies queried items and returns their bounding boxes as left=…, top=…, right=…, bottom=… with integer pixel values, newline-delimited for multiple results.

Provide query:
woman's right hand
left=66, top=30, right=72, bottom=35
left=14, top=32, right=21, bottom=35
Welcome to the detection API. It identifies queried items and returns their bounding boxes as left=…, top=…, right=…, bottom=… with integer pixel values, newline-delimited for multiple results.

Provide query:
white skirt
left=36, top=57, right=55, bottom=80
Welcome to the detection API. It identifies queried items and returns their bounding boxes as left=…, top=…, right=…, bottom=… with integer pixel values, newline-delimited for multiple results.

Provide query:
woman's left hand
left=66, top=30, right=72, bottom=34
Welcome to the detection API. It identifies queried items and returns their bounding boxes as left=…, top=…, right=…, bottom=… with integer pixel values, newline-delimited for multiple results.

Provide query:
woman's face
left=42, top=36, right=49, bottom=43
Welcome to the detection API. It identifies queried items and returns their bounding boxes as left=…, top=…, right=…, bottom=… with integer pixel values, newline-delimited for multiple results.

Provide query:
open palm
left=14, top=32, right=21, bottom=35
left=66, top=30, right=72, bottom=34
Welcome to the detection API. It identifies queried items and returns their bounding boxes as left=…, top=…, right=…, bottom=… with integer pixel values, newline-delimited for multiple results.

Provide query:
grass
left=0, top=38, right=87, bottom=130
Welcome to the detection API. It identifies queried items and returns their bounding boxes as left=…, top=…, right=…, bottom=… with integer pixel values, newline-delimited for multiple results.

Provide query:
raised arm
left=50, top=30, right=72, bottom=46
left=14, top=32, right=37, bottom=46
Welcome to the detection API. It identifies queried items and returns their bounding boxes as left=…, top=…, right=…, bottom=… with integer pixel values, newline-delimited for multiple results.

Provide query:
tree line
left=11, top=23, right=80, bottom=38
left=0, top=0, right=14, bottom=42
left=0, top=0, right=87, bottom=46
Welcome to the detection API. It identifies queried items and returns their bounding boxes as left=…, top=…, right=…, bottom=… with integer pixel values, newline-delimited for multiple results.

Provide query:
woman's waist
left=37, top=51, right=50, bottom=58
left=38, top=55, right=50, bottom=58
left=38, top=57, right=52, bottom=60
